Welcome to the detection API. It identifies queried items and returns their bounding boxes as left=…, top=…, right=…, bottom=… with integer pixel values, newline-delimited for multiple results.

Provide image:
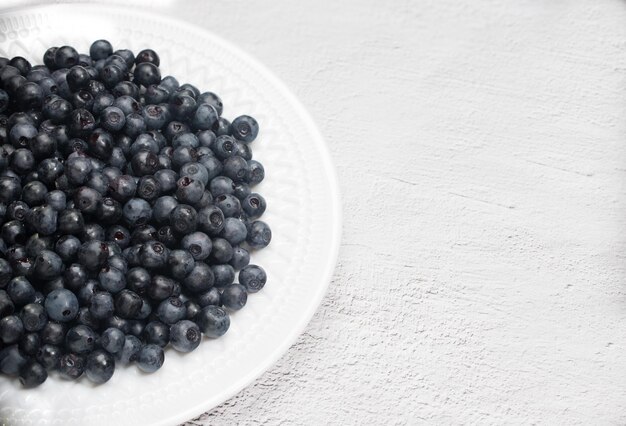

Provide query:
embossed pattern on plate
left=0, top=4, right=341, bottom=426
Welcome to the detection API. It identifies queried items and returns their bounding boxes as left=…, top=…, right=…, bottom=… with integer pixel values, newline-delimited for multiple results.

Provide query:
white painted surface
left=8, top=0, right=626, bottom=423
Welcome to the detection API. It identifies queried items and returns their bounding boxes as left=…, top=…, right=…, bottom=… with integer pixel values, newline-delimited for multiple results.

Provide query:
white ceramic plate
left=0, top=4, right=341, bottom=425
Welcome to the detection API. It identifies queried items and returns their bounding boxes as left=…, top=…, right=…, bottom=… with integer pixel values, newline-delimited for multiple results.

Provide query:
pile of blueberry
left=0, top=40, right=271, bottom=387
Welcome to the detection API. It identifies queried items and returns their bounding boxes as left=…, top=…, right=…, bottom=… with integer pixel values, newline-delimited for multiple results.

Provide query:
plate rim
left=0, top=3, right=343, bottom=425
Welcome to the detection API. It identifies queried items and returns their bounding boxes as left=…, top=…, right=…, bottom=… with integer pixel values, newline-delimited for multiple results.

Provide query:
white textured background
left=7, top=0, right=626, bottom=423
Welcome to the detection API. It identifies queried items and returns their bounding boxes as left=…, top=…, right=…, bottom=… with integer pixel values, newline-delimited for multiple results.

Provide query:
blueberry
left=239, top=264, right=267, bottom=293
left=221, top=284, right=247, bottom=311
left=183, top=262, right=214, bottom=293
left=0, top=176, right=21, bottom=203
left=10, top=148, right=35, bottom=174
left=76, top=306, right=100, bottom=329
left=37, top=158, right=64, bottom=186
left=124, top=112, right=147, bottom=138
left=131, top=134, right=160, bottom=156
left=45, top=289, right=78, bottom=322
left=247, top=160, right=265, bottom=185
left=131, top=150, right=159, bottom=176
left=230, top=115, right=259, bottom=143
left=145, top=85, right=170, bottom=104
left=144, top=321, right=172, bottom=352
left=98, top=265, right=126, bottom=294
left=21, top=303, right=47, bottom=334
left=169, top=204, right=197, bottom=234
left=130, top=224, right=157, bottom=245
left=66, top=65, right=90, bottom=92
left=122, top=198, right=152, bottom=227
left=214, top=194, right=241, bottom=218
left=195, top=305, right=230, bottom=338
left=170, top=320, right=201, bottom=352
left=191, top=103, right=219, bottom=131
left=0, top=315, right=24, bottom=344
left=90, top=39, right=113, bottom=60
left=211, top=264, right=236, bottom=288
left=138, top=241, right=169, bottom=269
left=167, top=249, right=196, bottom=280
left=113, top=81, right=139, bottom=99
left=210, top=238, right=233, bottom=263
left=169, top=94, right=197, bottom=121
left=17, top=360, right=47, bottom=388
left=116, top=335, right=142, bottom=364
left=54, top=235, right=80, bottom=263
left=58, top=209, right=84, bottom=235
left=163, top=120, right=189, bottom=141
left=100, top=106, right=126, bottom=132
left=179, top=162, right=208, bottom=186
left=26, top=204, right=58, bottom=235
left=148, top=275, right=175, bottom=301
left=1, top=219, right=26, bottom=245
left=137, top=175, right=161, bottom=201
left=213, top=135, right=238, bottom=160
left=65, top=324, right=96, bottom=354
left=0, top=344, right=27, bottom=376
left=115, top=289, right=142, bottom=319
left=151, top=170, right=176, bottom=196
left=40, top=321, right=66, bottom=345
left=65, top=155, right=93, bottom=185
left=78, top=240, right=109, bottom=271
left=247, top=220, right=272, bottom=249
left=58, top=352, right=85, bottom=380
left=99, top=64, right=123, bottom=89
left=233, top=182, right=251, bottom=200
left=142, top=104, right=169, bottom=130
left=64, top=263, right=88, bottom=291
left=93, top=93, right=114, bottom=115
left=135, top=49, right=160, bottom=66
left=156, top=296, right=187, bottom=325
left=134, top=63, right=161, bottom=87
left=7, top=277, right=35, bottom=306
left=16, top=82, right=44, bottom=110
left=171, top=146, right=197, bottom=170
left=68, top=108, right=96, bottom=138
left=209, top=176, right=234, bottom=197
left=176, top=176, right=204, bottom=204
left=36, top=344, right=61, bottom=369
left=108, top=255, right=128, bottom=274
left=28, top=132, right=56, bottom=160
left=172, top=132, right=199, bottom=149
left=213, top=117, right=231, bottom=137
left=220, top=217, right=247, bottom=245
left=85, top=349, right=115, bottom=384
left=45, top=190, right=66, bottom=211
left=74, top=186, right=102, bottom=214
left=32, top=249, right=63, bottom=280
left=89, top=291, right=114, bottom=320
left=101, top=327, right=125, bottom=354
left=137, top=343, right=164, bottom=373
left=77, top=279, right=98, bottom=306
left=82, top=223, right=106, bottom=241
left=123, top=244, right=142, bottom=267
left=126, top=267, right=151, bottom=295
left=54, top=46, right=79, bottom=68
left=196, top=287, right=221, bottom=307
left=181, top=232, right=212, bottom=261
left=109, top=174, right=137, bottom=202
left=197, top=92, right=223, bottom=116
left=113, top=49, right=135, bottom=68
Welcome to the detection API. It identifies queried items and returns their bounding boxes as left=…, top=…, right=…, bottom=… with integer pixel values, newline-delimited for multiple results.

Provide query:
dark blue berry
left=170, top=320, right=201, bottom=352
left=45, top=289, right=79, bottom=322
left=239, top=264, right=267, bottom=293
left=221, top=284, right=247, bottom=311
left=85, top=349, right=115, bottom=384
left=246, top=219, right=272, bottom=249
left=195, top=305, right=230, bottom=338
